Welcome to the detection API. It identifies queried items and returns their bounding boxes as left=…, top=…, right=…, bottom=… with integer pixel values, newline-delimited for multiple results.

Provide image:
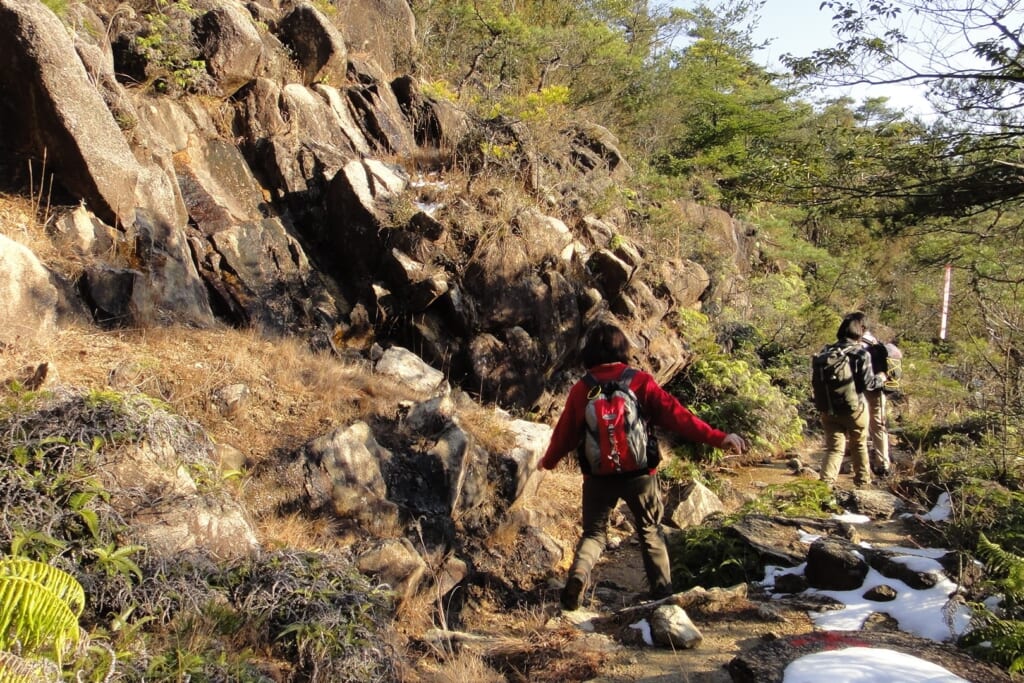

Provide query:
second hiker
left=812, top=312, right=886, bottom=489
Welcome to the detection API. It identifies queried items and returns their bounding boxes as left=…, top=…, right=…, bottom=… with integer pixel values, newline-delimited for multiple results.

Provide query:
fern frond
left=978, top=533, right=1024, bottom=598
left=0, top=650, right=60, bottom=682
left=0, top=559, right=83, bottom=665
left=0, top=559, right=85, bottom=616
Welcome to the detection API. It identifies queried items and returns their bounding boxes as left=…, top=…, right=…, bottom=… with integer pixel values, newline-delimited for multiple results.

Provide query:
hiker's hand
left=721, top=433, right=747, bottom=454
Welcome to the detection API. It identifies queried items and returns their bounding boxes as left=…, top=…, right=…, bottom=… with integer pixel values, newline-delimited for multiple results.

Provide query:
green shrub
left=676, top=356, right=805, bottom=459
left=666, top=309, right=805, bottom=459
left=666, top=522, right=763, bottom=591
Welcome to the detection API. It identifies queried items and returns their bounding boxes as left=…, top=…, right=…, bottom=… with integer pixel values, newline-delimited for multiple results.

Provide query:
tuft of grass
left=418, top=651, right=506, bottom=683
left=740, top=479, right=839, bottom=518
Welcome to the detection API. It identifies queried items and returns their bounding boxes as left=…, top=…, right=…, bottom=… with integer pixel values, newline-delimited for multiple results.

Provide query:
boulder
left=302, top=421, right=400, bottom=529
left=100, top=440, right=259, bottom=561
left=503, top=417, right=552, bottom=501
left=51, top=205, right=117, bottom=258
left=236, top=77, right=289, bottom=140
left=326, top=157, right=409, bottom=227
left=335, top=0, right=416, bottom=75
left=281, top=83, right=357, bottom=156
left=345, top=73, right=417, bottom=156
left=206, top=217, right=340, bottom=334
left=0, top=234, right=62, bottom=344
left=194, top=2, right=263, bottom=95
left=355, top=538, right=427, bottom=605
left=805, top=536, right=870, bottom=591
left=587, top=249, right=634, bottom=300
left=0, top=0, right=141, bottom=227
left=392, top=76, right=471, bottom=149
left=313, top=83, right=373, bottom=154
left=275, top=3, right=348, bottom=86
left=568, top=122, right=631, bottom=176
left=657, top=257, right=710, bottom=309
left=727, top=514, right=859, bottom=567
left=383, top=248, right=450, bottom=312
left=468, top=330, right=546, bottom=408
left=864, top=548, right=943, bottom=590
left=376, top=346, right=447, bottom=395
left=650, top=605, right=703, bottom=649
left=669, top=480, right=725, bottom=528
left=81, top=266, right=138, bottom=325
left=174, top=136, right=265, bottom=235
left=837, top=487, right=901, bottom=519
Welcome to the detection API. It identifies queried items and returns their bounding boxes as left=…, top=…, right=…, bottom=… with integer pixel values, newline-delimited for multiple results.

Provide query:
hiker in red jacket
left=537, top=323, right=747, bottom=610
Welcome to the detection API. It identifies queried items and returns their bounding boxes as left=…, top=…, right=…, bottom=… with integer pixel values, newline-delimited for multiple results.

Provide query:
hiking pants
left=820, top=405, right=870, bottom=486
left=567, top=472, right=671, bottom=594
left=865, top=390, right=889, bottom=469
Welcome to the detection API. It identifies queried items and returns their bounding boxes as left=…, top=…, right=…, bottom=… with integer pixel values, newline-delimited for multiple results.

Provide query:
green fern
left=961, top=535, right=1024, bottom=670
left=0, top=558, right=85, bottom=617
left=978, top=533, right=1024, bottom=597
left=0, top=650, right=59, bottom=682
left=0, top=557, right=83, bottom=666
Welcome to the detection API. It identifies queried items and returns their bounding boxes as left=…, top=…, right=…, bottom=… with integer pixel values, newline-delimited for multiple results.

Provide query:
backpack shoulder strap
left=581, top=372, right=602, bottom=399
left=618, top=367, right=638, bottom=388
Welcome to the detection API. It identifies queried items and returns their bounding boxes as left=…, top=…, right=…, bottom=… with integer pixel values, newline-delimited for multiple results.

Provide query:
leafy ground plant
left=740, top=479, right=839, bottom=518
left=960, top=534, right=1024, bottom=673
left=666, top=521, right=763, bottom=591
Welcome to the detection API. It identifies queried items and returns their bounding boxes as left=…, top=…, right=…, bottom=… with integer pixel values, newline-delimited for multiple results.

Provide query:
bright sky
left=749, top=0, right=935, bottom=115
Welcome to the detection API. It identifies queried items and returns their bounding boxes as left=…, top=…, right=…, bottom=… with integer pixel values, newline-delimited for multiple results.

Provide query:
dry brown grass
left=0, top=191, right=65, bottom=267
left=3, top=325, right=345, bottom=455
left=0, top=318, right=426, bottom=550
left=415, top=650, right=506, bottom=683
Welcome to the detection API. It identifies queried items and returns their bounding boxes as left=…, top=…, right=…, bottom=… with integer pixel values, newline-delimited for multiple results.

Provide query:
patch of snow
left=629, top=619, right=653, bottom=646
left=413, top=201, right=443, bottom=216
left=782, top=647, right=969, bottom=682
left=919, top=492, right=953, bottom=522
left=834, top=512, right=871, bottom=524
left=807, top=557, right=971, bottom=642
left=762, top=549, right=972, bottom=643
left=798, top=530, right=820, bottom=544
left=760, top=563, right=806, bottom=590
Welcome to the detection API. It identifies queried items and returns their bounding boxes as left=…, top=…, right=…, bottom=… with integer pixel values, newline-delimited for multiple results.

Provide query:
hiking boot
left=648, top=584, right=674, bottom=601
left=560, top=577, right=583, bottom=611
left=854, top=479, right=875, bottom=490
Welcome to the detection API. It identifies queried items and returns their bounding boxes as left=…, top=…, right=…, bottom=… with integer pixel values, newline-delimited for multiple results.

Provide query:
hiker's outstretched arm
left=635, top=373, right=728, bottom=446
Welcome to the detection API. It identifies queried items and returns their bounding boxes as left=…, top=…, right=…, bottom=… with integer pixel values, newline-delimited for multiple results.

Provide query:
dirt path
left=517, top=455, right=921, bottom=682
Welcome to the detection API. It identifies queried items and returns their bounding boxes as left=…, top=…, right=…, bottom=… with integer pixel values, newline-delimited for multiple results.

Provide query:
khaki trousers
left=568, top=472, right=671, bottom=594
left=865, top=390, right=889, bottom=469
left=820, top=404, right=870, bottom=486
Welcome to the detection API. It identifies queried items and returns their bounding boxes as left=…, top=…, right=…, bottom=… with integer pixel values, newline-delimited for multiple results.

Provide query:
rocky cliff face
left=0, top=0, right=754, bottom=411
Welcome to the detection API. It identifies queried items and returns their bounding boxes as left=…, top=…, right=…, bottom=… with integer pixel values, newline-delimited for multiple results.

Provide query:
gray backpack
left=577, top=368, right=650, bottom=476
left=811, top=343, right=860, bottom=415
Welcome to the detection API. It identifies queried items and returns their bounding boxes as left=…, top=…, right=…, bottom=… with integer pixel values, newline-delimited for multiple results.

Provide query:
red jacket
left=539, top=362, right=728, bottom=472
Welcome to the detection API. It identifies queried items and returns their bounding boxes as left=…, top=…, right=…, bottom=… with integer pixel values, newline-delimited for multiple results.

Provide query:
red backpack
left=577, top=368, right=651, bottom=475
